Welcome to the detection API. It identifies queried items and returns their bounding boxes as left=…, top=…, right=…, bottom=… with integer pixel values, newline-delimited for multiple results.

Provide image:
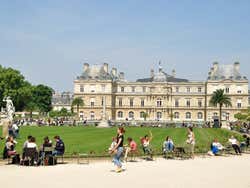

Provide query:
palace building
left=73, top=62, right=248, bottom=123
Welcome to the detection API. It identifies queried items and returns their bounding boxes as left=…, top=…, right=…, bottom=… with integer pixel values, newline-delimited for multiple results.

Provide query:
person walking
left=110, top=127, right=125, bottom=173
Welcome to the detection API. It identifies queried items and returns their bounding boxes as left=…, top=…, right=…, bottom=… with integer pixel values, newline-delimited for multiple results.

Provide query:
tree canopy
left=0, top=65, right=53, bottom=113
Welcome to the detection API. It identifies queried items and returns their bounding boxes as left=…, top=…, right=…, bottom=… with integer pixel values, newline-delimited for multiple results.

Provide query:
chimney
left=172, top=69, right=176, bottom=78
left=234, top=62, right=240, bottom=72
left=103, top=63, right=108, bottom=73
left=111, top=68, right=117, bottom=77
left=150, top=69, right=154, bottom=78
left=83, top=63, right=89, bottom=72
left=213, top=62, right=219, bottom=71
left=119, top=72, right=125, bottom=80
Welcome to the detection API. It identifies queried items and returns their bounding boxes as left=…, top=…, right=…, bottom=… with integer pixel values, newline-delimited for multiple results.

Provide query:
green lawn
left=0, top=126, right=243, bottom=157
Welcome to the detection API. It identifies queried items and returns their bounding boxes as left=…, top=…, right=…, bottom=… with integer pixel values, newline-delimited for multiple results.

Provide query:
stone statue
left=3, top=96, right=15, bottom=122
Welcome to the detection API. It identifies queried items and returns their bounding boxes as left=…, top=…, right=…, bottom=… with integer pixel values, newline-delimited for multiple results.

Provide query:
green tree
left=209, top=89, right=232, bottom=125
left=25, top=101, right=37, bottom=118
left=32, top=84, right=53, bottom=113
left=234, top=113, right=248, bottom=121
left=72, top=97, right=84, bottom=117
left=0, top=66, right=33, bottom=111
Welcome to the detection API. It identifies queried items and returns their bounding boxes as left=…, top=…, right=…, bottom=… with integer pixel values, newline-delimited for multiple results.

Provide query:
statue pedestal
left=2, top=119, right=10, bottom=138
left=97, top=120, right=110, bottom=128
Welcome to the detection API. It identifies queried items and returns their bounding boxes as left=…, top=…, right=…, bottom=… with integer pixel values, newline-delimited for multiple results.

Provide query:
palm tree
left=71, top=97, right=84, bottom=118
left=209, top=89, right=232, bottom=126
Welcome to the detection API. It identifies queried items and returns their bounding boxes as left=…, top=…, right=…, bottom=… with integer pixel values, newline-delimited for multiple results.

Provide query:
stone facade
left=73, top=62, right=248, bottom=122
left=52, top=92, right=74, bottom=112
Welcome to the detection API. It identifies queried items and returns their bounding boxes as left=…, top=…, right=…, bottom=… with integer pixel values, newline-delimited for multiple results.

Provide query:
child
left=109, top=137, right=117, bottom=153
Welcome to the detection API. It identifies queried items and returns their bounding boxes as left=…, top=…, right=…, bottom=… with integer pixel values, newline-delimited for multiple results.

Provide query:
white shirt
left=12, top=124, right=19, bottom=131
left=27, top=142, right=37, bottom=148
left=229, top=138, right=237, bottom=145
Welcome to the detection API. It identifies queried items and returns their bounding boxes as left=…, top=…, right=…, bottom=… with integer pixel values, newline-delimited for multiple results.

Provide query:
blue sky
left=0, top=0, right=250, bottom=91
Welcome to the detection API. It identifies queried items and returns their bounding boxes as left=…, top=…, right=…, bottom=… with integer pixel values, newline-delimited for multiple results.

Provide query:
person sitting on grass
left=208, top=139, right=224, bottom=156
left=3, top=136, right=17, bottom=159
left=163, top=136, right=174, bottom=154
left=124, top=137, right=137, bottom=161
left=229, top=136, right=241, bottom=155
left=240, top=134, right=250, bottom=150
left=52, top=136, right=65, bottom=156
left=140, top=131, right=153, bottom=159
left=26, top=137, right=39, bottom=164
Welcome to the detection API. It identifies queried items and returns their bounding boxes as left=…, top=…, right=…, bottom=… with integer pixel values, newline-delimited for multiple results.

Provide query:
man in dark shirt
left=52, top=136, right=65, bottom=156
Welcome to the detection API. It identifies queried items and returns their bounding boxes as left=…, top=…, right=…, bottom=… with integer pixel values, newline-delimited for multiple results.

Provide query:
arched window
left=197, top=112, right=203, bottom=119
left=174, top=112, right=179, bottom=119
left=129, top=111, right=134, bottom=119
left=156, top=112, right=162, bottom=120
left=186, top=112, right=191, bottom=119
left=156, top=98, right=162, bottom=107
left=90, top=111, right=95, bottom=120
left=117, top=111, right=123, bottom=118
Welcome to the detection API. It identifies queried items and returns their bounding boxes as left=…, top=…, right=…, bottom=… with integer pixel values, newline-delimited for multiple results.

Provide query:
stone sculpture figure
left=3, top=96, right=15, bottom=122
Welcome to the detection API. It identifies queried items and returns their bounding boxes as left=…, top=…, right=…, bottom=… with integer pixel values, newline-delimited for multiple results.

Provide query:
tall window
left=237, top=99, right=242, bottom=108
left=156, top=98, right=162, bottom=107
left=90, top=111, right=95, bottom=120
left=187, top=87, right=191, bottom=93
left=141, top=99, right=145, bottom=107
left=198, top=100, right=202, bottom=107
left=186, top=112, right=191, bottom=119
left=118, top=111, right=123, bottom=118
left=142, top=86, right=146, bottom=93
left=225, top=87, right=230, bottom=94
left=90, top=98, right=95, bottom=107
left=101, top=97, right=104, bottom=106
left=118, top=98, right=122, bottom=107
left=197, top=112, right=203, bottom=119
left=198, top=87, right=202, bottom=93
left=121, top=87, right=124, bottom=92
left=186, top=99, right=191, bottom=107
left=79, top=111, right=84, bottom=119
left=174, top=112, right=179, bottom=119
left=226, top=112, right=230, bottom=121
left=156, top=112, right=162, bottom=120
left=129, top=111, right=134, bottom=119
left=175, top=99, right=179, bottom=107
left=130, top=98, right=134, bottom=107
left=80, top=85, right=84, bottom=93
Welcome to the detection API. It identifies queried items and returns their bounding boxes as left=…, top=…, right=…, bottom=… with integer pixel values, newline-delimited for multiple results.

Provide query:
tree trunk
left=219, top=104, right=222, bottom=128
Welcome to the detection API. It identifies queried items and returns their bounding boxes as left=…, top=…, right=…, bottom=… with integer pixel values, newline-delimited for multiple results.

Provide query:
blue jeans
left=164, top=143, right=174, bottom=152
left=52, top=150, right=64, bottom=156
left=113, top=147, right=123, bottom=167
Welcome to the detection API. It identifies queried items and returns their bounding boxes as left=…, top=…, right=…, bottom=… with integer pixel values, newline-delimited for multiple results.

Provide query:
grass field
left=0, top=126, right=243, bottom=157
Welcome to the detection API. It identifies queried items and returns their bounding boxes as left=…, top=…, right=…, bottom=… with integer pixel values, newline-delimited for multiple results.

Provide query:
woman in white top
left=229, top=136, right=241, bottom=154
left=186, top=127, right=195, bottom=158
